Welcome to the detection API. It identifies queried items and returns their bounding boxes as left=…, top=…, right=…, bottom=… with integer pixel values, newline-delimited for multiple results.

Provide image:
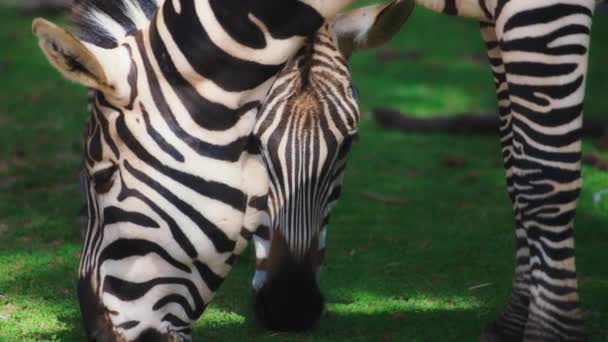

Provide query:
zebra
left=250, top=0, right=602, bottom=341
left=249, top=0, right=415, bottom=332
left=31, top=0, right=355, bottom=340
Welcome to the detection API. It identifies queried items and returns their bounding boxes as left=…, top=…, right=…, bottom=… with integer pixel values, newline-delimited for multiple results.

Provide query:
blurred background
left=0, top=1, right=606, bottom=341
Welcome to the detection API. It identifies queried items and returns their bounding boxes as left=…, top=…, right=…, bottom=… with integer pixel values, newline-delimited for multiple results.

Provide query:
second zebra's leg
left=492, top=0, right=595, bottom=340
left=478, top=21, right=530, bottom=342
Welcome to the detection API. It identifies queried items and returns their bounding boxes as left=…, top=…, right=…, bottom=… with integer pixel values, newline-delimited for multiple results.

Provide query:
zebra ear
left=333, top=0, right=414, bottom=58
left=32, top=18, right=113, bottom=92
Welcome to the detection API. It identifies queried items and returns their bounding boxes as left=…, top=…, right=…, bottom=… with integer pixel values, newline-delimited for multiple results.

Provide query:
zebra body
left=33, top=0, right=355, bottom=340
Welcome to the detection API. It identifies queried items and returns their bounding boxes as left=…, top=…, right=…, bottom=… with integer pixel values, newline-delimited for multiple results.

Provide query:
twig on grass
left=468, top=282, right=494, bottom=291
left=361, top=191, right=407, bottom=205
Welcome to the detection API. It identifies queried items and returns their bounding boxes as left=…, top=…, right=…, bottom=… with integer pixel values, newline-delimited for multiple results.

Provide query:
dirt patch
left=376, top=47, right=424, bottom=63
left=0, top=223, right=8, bottom=238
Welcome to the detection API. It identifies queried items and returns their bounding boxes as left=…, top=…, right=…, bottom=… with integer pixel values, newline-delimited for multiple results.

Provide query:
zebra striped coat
left=248, top=0, right=415, bottom=332
left=32, top=0, right=355, bottom=340
left=250, top=0, right=601, bottom=341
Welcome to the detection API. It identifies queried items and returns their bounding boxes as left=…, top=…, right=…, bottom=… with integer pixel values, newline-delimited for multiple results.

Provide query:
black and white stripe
left=247, top=1, right=414, bottom=331
left=280, top=0, right=596, bottom=340
left=35, top=0, right=356, bottom=340
left=250, top=24, right=359, bottom=332
left=471, top=1, right=593, bottom=340
left=255, top=28, right=358, bottom=260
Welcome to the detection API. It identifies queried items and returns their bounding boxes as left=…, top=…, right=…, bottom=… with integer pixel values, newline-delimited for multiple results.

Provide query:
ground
left=0, top=4, right=607, bottom=342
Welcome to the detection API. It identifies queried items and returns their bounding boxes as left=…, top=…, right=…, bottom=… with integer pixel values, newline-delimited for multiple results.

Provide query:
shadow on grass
left=1, top=243, right=490, bottom=341
left=0, top=187, right=606, bottom=341
left=47, top=304, right=485, bottom=342
left=193, top=307, right=484, bottom=342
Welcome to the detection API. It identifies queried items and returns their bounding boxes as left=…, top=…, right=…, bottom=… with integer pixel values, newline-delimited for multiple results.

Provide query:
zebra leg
left=490, top=1, right=594, bottom=340
left=478, top=21, right=530, bottom=342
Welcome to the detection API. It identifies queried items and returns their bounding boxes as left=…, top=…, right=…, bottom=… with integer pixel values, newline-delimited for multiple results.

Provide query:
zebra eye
left=92, top=164, right=117, bottom=194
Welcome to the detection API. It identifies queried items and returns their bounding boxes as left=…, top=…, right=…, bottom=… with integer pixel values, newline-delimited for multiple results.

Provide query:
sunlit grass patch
left=328, top=292, right=482, bottom=314
left=0, top=295, right=77, bottom=342
left=197, top=308, right=247, bottom=328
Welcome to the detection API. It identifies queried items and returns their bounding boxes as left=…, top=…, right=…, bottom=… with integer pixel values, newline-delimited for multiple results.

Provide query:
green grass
left=1, top=4, right=607, bottom=341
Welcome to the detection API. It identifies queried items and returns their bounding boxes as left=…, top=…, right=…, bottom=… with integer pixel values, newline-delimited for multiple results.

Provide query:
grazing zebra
left=249, top=0, right=415, bottom=332
left=252, top=0, right=600, bottom=340
left=31, top=0, right=355, bottom=340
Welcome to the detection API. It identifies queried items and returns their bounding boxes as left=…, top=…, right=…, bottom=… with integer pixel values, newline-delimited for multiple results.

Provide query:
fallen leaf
left=597, top=159, right=608, bottom=171
left=463, top=170, right=482, bottom=183
left=385, top=236, right=401, bottom=244
left=13, top=147, right=26, bottom=159
left=47, top=239, right=63, bottom=246
left=361, top=191, right=407, bottom=205
left=459, top=53, right=489, bottom=66
left=595, top=134, right=608, bottom=150
left=376, top=47, right=424, bottom=63
left=582, top=152, right=599, bottom=165
left=457, top=201, right=474, bottom=209
left=405, top=169, right=420, bottom=177
left=444, top=154, right=467, bottom=168
left=30, top=92, right=41, bottom=103
left=12, top=31, right=24, bottom=42
left=391, top=312, right=405, bottom=321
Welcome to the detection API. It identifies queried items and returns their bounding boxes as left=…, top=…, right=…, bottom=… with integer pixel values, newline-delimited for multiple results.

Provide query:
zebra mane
left=72, top=0, right=161, bottom=48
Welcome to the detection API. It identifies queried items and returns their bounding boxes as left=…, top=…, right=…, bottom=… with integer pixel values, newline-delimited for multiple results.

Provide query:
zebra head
left=31, top=0, right=355, bottom=340
left=251, top=0, right=414, bottom=332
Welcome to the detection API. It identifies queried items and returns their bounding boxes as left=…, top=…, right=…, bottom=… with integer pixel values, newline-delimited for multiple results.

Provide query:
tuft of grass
left=0, top=4, right=607, bottom=342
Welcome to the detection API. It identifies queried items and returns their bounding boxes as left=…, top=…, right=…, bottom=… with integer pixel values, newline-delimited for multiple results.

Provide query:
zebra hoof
left=524, top=314, right=587, bottom=342
left=479, top=323, right=522, bottom=342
